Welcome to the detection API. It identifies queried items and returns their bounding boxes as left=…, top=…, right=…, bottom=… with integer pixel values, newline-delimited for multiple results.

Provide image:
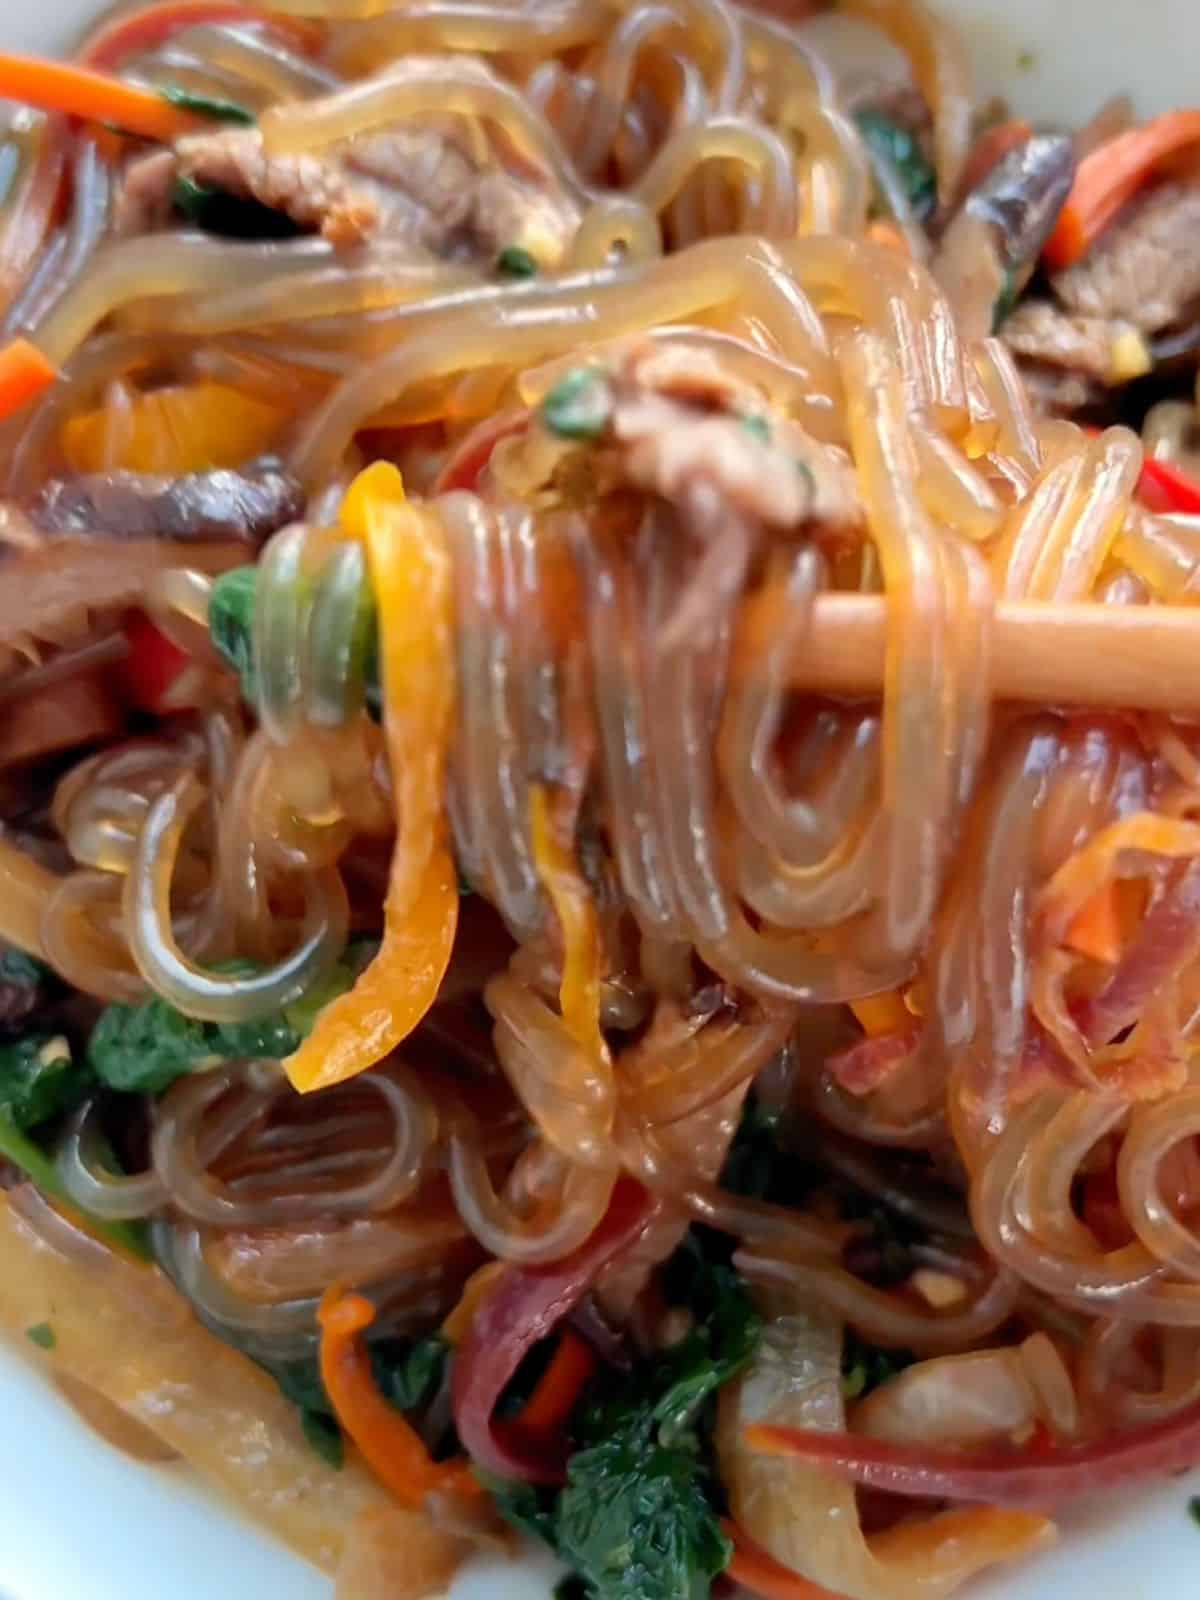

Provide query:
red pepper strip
left=452, top=1178, right=654, bottom=1483
left=80, top=1, right=320, bottom=70
left=434, top=409, right=528, bottom=494
left=515, top=1329, right=597, bottom=1437
left=745, top=1392, right=1200, bottom=1506
left=1080, top=428, right=1200, bottom=516
left=121, top=613, right=191, bottom=714
left=1139, top=454, right=1200, bottom=515
left=722, top=1521, right=848, bottom=1600
left=319, top=1286, right=480, bottom=1507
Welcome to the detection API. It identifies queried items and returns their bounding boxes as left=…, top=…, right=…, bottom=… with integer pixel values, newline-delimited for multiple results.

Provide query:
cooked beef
left=1002, top=299, right=1140, bottom=382
left=1016, top=361, right=1107, bottom=418
left=113, top=149, right=178, bottom=237
left=29, top=457, right=304, bottom=544
left=172, top=60, right=580, bottom=264
left=0, top=944, right=50, bottom=1037
left=609, top=341, right=864, bottom=536
left=176, top=127, right=381, bottom=247
left=1052, top=180, right=1200, bottom=333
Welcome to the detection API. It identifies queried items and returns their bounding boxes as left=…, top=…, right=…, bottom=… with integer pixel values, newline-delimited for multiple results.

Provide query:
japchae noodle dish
left=9, top=0, right=1200, bottom=1594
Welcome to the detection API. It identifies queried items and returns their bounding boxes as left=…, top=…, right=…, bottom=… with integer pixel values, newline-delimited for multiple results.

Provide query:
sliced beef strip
left=1002, top=298, right=1139, bottom=383
left=29, top=456, right=304, bottom=544
left=113, top=149, right=178, bottom=237
left=175, top=127, right=382, bottom=247
left=169, top=59, right=580, bottom=263
left=1052, top=179, right=1200, bottom=333
left=607, top=341, right=864, bottom=537
left=1015, top=361, right=1107, bottom=419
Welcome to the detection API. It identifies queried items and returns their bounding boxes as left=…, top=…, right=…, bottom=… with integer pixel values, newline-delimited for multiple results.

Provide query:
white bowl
left=3, top=3, right=1200, bottom=1597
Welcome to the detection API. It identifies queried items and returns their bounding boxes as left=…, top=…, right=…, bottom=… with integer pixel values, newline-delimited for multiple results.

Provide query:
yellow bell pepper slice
left=61, top=381, right=285, bottom=475
left=529, top=783, right=608, bottom=1068
left=849, top=989, right=912, bottom=1038
left=285, top=462, right=459, bottom=1092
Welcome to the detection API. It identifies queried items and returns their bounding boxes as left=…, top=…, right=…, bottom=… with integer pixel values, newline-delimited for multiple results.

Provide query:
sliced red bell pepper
left=121, top=612, right=193, bottom=713
left=1138, top=454, right=1200, bottom=516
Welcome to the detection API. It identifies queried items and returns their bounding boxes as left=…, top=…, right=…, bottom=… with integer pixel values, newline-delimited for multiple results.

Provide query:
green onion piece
left=739, top=413, right=771, bottom=443
left=25, top=1321, right=55, bottom=1350
left=541, top=368, right=612, bottom=441
left=160, top=84, right=254, bottom=126
left=497, top=245, right=539, bottom=278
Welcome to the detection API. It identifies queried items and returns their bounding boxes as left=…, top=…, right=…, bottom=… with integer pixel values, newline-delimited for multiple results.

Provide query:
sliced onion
left=852, top=1348, right=1039, bottom=1448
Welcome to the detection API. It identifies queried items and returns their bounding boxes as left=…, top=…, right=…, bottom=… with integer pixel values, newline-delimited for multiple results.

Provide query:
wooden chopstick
left=742, top=595, right=1200, bottom=714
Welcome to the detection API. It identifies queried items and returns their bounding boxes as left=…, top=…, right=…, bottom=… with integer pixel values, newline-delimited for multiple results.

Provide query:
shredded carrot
left=319, top=1285, right=480, bottom=1507
left=441, top=1261, right=507, bottom=1347
left=849, top=989, right=911, bottom=1037
left=721, top=1521, right=846, bottom=1600
left=1044, top=109, right=1200, bottom=270
left=285, top=464, right=459, bottom=1092
left=865, top=220, right=911, bottom=256
left=1064, top=883, right=1124, bottom=966
left=0, top=338, right=57, bottom=424
left=529, top=783, right=609, bottom=1068
left=515, top=1330, right=596, bottom=1436
left=0, top=53, right=214, bottom=144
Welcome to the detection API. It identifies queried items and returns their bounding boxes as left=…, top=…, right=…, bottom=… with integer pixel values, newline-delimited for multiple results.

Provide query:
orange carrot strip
left=0, top=53, right=213, bottom=143
left=0, top=338, right=57, bottom=424
left=1044, top=110, right=1200, bottom=270
left=722, top=1521, right=847, bottom=1600
left=515, top=1330, right=596, bottom=1436
left=319, top=1286, right=480, bottom=1508
left=1064, top=884, right=1124, bottom=965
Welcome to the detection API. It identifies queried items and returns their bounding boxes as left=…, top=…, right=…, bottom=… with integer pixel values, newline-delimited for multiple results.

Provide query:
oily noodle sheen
left=3, top=2, right=1200, bottom=1595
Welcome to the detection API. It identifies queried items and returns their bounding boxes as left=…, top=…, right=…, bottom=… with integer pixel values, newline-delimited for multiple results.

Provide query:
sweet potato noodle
left=2, top=2, right=1200, bottom=1598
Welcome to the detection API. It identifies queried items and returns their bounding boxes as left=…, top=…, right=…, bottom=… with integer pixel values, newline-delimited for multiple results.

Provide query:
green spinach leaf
left=855, top=109, right=937, bottom=222
left=86, top=951, right=375, bottom=1097
left=485, top=1231, right=758, bottom=1600
left=87, top=990, right=299, bottom=1094
left=556, top=1418, right=731, bottom=1600
left=208, top=565, right=259, bottom=698
left=0, top=1034, right=90, bottom=1131
left=372, top=1335, right=449, bottom=1413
